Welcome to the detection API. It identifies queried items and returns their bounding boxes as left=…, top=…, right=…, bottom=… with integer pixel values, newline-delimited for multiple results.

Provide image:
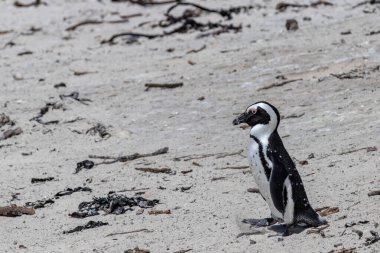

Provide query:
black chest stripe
left=251, top=135, right=271, bottom=180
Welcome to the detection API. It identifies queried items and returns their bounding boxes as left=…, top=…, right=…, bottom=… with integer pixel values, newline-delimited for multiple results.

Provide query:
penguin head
left=233, top=101, right=280, bottom=137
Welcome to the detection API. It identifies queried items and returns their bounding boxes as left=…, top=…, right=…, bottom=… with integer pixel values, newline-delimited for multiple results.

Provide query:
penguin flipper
left=269, top=160, right=288, bottom=214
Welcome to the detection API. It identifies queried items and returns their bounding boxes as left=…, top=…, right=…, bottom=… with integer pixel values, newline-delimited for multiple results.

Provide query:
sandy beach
left=1, top=0, right=380, bottom=252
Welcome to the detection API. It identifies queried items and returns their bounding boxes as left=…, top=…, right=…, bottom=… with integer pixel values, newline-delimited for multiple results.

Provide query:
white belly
left=248, top=140, right=283, bottom=220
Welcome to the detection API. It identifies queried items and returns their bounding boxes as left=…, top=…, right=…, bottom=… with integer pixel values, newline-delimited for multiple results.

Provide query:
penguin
left=232, top=101, right=326, bottom=235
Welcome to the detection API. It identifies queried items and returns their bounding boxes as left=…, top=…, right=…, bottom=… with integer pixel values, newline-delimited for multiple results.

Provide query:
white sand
left=0, top=0, right=380, bottom=252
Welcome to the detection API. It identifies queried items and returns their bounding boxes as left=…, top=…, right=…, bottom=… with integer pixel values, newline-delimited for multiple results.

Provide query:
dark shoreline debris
left=54, top=82, right=66, bottom=89
left=353, top=0, right=380, bottom=9
left=0, top=204, right=35, bottom=217
left=31, top=177, right=55, bottom=183
left=276, top=1, right=333, bottom=12
left=75, top=160, right=95, bottom=174
left=368, top=190, right=380, bottom=197
left=174, top=149, right=243, bottom=161
left=86, top=123, right=111, bottom=139
left=106, top=228, right=152, bottom=237
left=0, top=113, right=13, bottom=128
left=135, top=167, right=173, bottom=174
left=30, top=102, right=63, bottom=125
left=364, top=230, right=380, bottom=246
left=59, top=92, right=92, bottom=105
left=69, top=193, right=159, bottom=218
left=66, top=14, right=142, bottom=31
left=247, top=188, right=260, bottom=193
left=145, top=82, right=183, bottom=91
left=365, top=30, right=380, bottom=36
left=331, top=66, right=380, bottom=79
left=63, top=220, right=108, bottom=234
left=148, top=209, right=171, bottom=215
left=286, top=19, right=298, bottom=31
left=111, top=0, right=177, bottom=5
left=306, top=224, right=329, bottom=234
left=14, top=0, right=44, bottom=8
left=257, top=79, right=302, bottom=91
left=215, top=166, right=249, bottom=170
left=102, top=2, right=254, bottom=44
left=124, top=247, right=150, bottom=253
left=55, top=187, right=92, bottom=197
left=89, top=147, right=169, bottom=165
left=25, top=198, right=55, bottom=209
left=0, top=127, right=23, bottom=140
left=316, top=206, right=339, bottom=216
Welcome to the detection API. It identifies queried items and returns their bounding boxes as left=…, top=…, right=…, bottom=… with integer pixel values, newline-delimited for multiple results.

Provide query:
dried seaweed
left=30, top=102, right=63, bottom=125
left=14, top=0, right=44, bottom=7
left=31, top=177, right=55, bottom=183
left=364, top=231, right=380, bottom=246
left=63, top=220, right=108, bottom=234
left=86, top=123, right=111, bottom=139
left=59, top=92, right=92, bottom=105
left=75, top=160, right=95, bottom=174
left=25, top=198, right=55, bottom=209
left=69, top=193, right=159, bottom=218
left=103, top=2, right=253, bottom=44
left=55, top=187, right=92, bottom=197
left=112, top=0, right=177, bottom=5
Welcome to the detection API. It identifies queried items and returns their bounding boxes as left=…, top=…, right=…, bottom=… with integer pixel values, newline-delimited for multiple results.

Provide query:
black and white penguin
left=233, top=101, right=326, bottom=234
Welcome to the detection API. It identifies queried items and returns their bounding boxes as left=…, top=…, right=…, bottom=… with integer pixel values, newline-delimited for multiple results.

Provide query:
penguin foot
left=282, top=225, right=291, bottom=236
left=242, top=218, right=276, bottom=227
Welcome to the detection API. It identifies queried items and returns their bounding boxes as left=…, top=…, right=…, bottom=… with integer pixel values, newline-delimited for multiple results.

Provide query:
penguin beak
left=233, top=112, right=251, bottom=125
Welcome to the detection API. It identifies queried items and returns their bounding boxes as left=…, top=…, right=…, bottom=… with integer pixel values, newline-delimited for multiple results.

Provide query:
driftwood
left=0, top=204, right=35, bottom=217
left=145, top=82, right=183, bottom=91
left=368, top=190, right=380, bottom=196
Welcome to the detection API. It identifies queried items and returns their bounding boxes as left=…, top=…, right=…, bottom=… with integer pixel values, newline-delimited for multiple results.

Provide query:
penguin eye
left=248, top=108, right=257, bottom=114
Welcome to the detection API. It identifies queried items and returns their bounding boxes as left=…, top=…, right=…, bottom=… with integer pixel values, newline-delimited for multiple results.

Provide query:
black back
left=267, top=131, right=322, bottom=225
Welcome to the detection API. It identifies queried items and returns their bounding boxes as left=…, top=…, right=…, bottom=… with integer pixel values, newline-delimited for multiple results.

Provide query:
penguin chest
left=248, top=142, right=270, bottom=196
left=248, top=141, right=283, bottom=219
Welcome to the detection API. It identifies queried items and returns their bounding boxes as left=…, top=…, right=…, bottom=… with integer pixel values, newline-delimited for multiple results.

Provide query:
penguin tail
left=297, top=207, right=327, bottom=227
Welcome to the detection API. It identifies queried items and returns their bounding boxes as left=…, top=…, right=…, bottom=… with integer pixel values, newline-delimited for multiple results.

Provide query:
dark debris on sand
left=63, top=220, right=109, bottom=234
left=69, top=193, right=159, bottom=218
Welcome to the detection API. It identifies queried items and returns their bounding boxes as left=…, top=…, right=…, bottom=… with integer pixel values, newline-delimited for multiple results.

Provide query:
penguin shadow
left=236, top=217, right=308, bottom=237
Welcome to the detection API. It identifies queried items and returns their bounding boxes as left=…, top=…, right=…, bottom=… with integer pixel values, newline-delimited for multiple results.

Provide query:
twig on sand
left=257, top=79, right=302, bottom=91
left=174, top=150, right=243, bottom=161
left=307, top=224, right=329, bottom=234
left=66, top=14, right=142, bottom=31
left=186, top=45, right=206, bottom=54
left=111, top=0, right=178, bottom=5
left=14, top=0, right=44, bottom=7
left=148, top=209, right=171, bottom=215
left=106, top=228, right=153, bottom=237
left=135, top=167, right=173, bottom=174
left=90, top=147, right=169, bottom=165
left=215, top=166, right=249, bottom=170
left=368, top=190, right=380, bottom=197
left=145, top=82, right=183, bottom=91
left=316, top=206, right=339, bottom=216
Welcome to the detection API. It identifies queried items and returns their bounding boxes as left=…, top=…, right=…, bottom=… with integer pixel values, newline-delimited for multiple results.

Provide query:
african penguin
left=233, top=101, right=326, bottom=234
